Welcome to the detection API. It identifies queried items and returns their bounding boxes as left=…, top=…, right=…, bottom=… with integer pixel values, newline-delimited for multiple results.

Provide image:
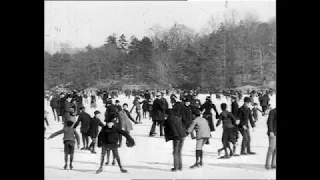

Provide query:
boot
left=96, top=167, right=103, bottom=174
left=199, top=150, right=203, bottom=166
left=69, top=164, right=73, bottom=170
left=233, top=145, right=239, bottom=156
left=64, top=164, right=67, bottom=170
left=190, top=150, right=200, bottom=168
left=120, top=168, right=128, bottom=173
left=171, top=168, right=178, bottom=172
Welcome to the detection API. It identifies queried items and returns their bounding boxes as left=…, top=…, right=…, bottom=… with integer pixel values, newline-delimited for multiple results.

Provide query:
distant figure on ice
left=47, top=121, right=80, bottom=170
left=265, top=108, right=276, bottom=170
left=50, top=94, right=60, bottom=122
left=259, top=93, right=270, bottom=116
left=252, top=103, right=263, bottom=122
left=149, top=92, right=165, bottom=137
left=90, top=93, right=97, bottom=110
left=96, top=114, right=135, bottom=174
left=73, top=107, right=91, bottom=150
left=130, top=96, right=143, bottom=124
left=187, top=109, right=211, bottom=168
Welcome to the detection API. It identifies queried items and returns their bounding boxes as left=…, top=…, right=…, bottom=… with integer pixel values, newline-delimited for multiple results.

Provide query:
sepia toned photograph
left=44, top=0, right=276, bottom=179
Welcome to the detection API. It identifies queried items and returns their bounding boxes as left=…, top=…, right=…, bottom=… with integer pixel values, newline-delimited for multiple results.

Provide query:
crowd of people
left=45, top=87, right=276, bottom=173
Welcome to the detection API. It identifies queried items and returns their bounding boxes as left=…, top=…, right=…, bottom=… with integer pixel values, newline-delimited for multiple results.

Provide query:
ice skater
left=73, top=107, right=91, bottom=150
left=252, top=103, right=263, bottom=122
left=187, top=109, right=211, bottom=168
left=216, top=103, right=238, bottom=159
left=47, top=121, right=80, bottom=170
left=96, top=114, right=135, bottom=174
left=88, top=111, right=104, bottom=154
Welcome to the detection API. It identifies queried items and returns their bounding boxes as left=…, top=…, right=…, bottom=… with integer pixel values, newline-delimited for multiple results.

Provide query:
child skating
left=47, top=121, right=80, bottom=170
left=96, top=114, right=135, bottom=174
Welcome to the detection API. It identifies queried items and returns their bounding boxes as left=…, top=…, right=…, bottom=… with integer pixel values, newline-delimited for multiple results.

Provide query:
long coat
left=164, top=114, right=187, bottom=142
left=180, top=105, right=194, bottom=130
left=118, top=110, right=133, bottom=132
left=152, top=98, right=165, bottom=121
left=267, top=108, right=276, bottom=136
left=88, top=117, right=104, bottom=138
left=187, top=116, right=211, bottom=140
left=74, top=112, right=91, bottom=134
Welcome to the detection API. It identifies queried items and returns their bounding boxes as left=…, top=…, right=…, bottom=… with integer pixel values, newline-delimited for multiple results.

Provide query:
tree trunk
left=260, top=44, right=263, bottom=84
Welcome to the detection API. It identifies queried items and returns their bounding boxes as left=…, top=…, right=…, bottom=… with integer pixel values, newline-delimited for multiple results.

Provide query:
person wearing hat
left=73, top=107, right=92, bottom=150
left=104, top=99, right=117, bottom=123
left=237, top=97, right=256, bottom=155
left=144, top=90, right=151, bottom=101
left=88, top=110, right=104, bottom=154
left=96, top=114, right=135, bottom=174
left=200, top=96, right=219, bottom=132
left=180, top=97, right=198, bottom=139
left=63, top=95, right=73, bottom=126
left=149, top=92, right=166, bottom=137
left=216, top=103, right=238, bottom=159
left=187, top=109, right=211, bottom=168
left=130, top=96, right=143, bottom=124
left=259, top=93, right=270, bottom=116
left=231, top=95, right=239, bottom=119
left=164, top=107, right=187, bottom=171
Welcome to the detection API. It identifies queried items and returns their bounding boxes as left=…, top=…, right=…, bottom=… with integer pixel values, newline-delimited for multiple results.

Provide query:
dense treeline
left=44, top=13, right=276, bottom=90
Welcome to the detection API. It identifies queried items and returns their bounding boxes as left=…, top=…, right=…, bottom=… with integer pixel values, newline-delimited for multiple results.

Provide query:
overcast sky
left=45, top=0, right=276, bottom=53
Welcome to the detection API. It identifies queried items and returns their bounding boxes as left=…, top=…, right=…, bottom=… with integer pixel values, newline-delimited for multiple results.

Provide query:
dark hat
left=94, top=110, right=101, bottom=115
left=206, top=96, right=211, bottom=101
left=115, top=100, right=120, bottom=103
left=253, top=103, right=258, bottom=106
left=244, top=97, right=251, bottom=103
left=107, top=114, right=117, bottom=122
left=193, top=109, right=201, bottom=116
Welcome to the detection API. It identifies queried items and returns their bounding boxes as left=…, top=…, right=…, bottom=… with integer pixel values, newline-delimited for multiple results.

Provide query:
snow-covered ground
left=45, top=93, right=276, bottom=179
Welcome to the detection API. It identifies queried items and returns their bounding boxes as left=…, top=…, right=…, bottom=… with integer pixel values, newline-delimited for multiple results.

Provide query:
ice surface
left=45, top=93, right=276, bottom=179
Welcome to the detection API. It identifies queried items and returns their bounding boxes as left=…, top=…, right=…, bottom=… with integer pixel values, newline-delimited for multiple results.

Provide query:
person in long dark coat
left=200, top=96, right=219, bottom=132
left=265, top=108, right=276, bottom=170
left=63, top=95, right=73, bottom=126
left=149, top=93, right=165, bottom=136
left=59, top=93, right=66, bottom=124
left=259, top=94, right=270, bottom=116
left=164, top=108, right=187, bottom=171
left=237, top=97, right=256, bottom=155
left=88, top=111, right=104, bottom=154
left=231, top=96, right=239, bottom=119
left=73, top=107, right=92, bottom=150
left=180, top=98, right=194, bottom=132
left=50, top=94, right=59, bottom=121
